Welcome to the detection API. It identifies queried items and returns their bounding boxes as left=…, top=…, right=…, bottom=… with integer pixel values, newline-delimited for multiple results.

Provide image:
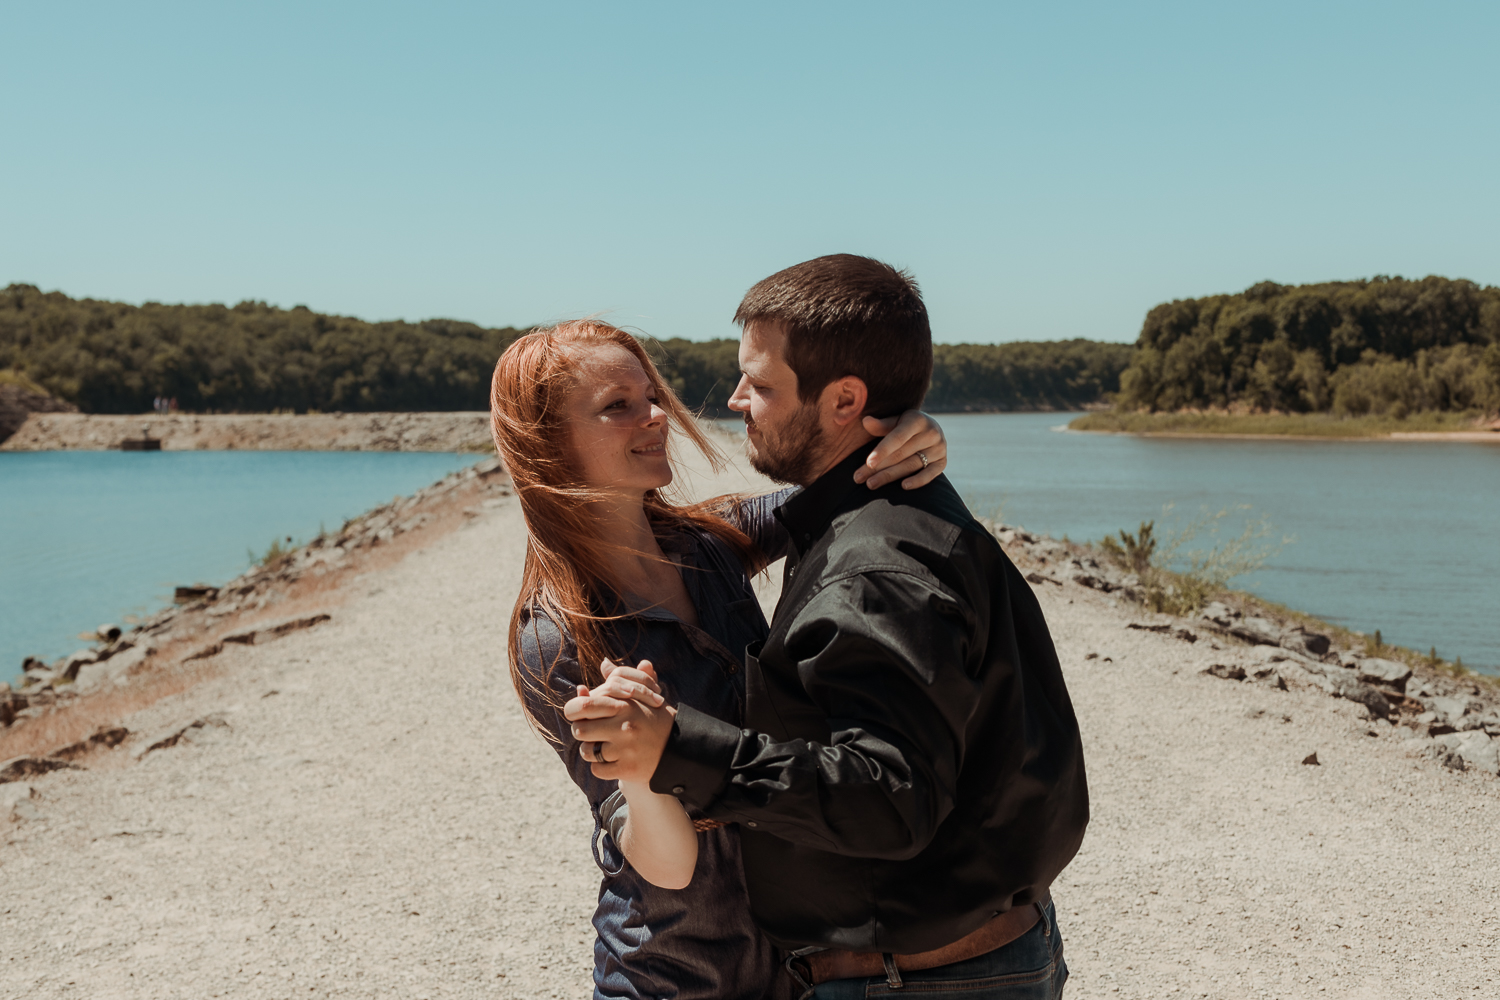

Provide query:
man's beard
left=745, top=402, right=824, bottom=485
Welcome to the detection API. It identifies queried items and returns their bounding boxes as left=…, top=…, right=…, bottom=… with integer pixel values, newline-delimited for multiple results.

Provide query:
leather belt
left=796, top=895, right=1049, bottom=988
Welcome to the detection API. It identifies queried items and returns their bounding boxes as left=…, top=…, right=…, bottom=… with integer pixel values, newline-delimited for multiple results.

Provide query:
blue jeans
left=809, top=902, right=1067, bottom=999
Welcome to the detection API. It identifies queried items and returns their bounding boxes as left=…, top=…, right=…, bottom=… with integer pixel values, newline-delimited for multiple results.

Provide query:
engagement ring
left=917, top=451, right=929, bottom=469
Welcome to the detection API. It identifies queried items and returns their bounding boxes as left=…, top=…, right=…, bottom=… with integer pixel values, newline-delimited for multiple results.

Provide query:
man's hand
left=566, top=659, right=664, bottom=719
left=857, top=410, right=947, bottom=490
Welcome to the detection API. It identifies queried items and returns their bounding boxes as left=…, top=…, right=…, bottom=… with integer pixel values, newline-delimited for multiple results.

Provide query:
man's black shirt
left=651, top=446, right=1090, bottom=954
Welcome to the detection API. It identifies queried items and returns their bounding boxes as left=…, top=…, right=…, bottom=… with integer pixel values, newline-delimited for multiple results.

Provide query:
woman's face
left=562, top=342, right=673, bottom=496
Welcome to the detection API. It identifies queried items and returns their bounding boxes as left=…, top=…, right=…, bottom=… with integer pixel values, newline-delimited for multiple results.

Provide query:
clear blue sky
left=3, top=1, right=1497, bottom=344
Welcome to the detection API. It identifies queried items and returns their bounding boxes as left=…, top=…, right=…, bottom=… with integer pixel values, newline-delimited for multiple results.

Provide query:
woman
left=489, top=320, right=946, bottom=1000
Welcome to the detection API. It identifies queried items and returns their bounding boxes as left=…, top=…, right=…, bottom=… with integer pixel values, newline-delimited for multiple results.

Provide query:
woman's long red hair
left=490, top=320, right=762, bottom=734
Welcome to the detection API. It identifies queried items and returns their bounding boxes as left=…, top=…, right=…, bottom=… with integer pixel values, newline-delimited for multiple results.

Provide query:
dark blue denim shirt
left=516, top=491, right=795, bottom=1000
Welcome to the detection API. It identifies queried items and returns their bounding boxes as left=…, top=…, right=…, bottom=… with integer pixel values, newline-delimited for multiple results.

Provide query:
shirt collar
left=774, top=444, right=875, bottom=554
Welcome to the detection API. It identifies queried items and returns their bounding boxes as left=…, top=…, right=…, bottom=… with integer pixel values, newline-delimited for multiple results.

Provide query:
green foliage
left=251, top=535, right=296, bottom=568
left=644, top=337, right=1133, bottom=415
left=4, top=285, right=1133, bottom=416
left=1116, top=276, right=1500, bottom=415
left=1100, top=505, right=1289, bottom=616
left=1099, top=520, right=1157, bottom=575
left=0, top=285, right=529, bottom=413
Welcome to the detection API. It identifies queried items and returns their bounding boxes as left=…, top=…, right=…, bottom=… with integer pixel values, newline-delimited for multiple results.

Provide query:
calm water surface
left=2, top=451, right=477, bottom=683
left=718, top=414, right=1498, bottom=673
left=939, top=413, right=1498, bottom=674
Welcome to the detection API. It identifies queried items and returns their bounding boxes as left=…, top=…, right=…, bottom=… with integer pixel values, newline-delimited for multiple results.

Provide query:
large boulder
left=1280, top=626, right=1332, bottom=658
left=1435, top=731, right=1500, bottom=775
left=1354, top=657, right=1412, bottom=691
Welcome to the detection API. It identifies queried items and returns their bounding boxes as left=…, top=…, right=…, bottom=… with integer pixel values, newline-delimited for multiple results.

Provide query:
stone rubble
left=3, top=457, right=511, bottom=756
left=993, top=523, right=1500, bottom=776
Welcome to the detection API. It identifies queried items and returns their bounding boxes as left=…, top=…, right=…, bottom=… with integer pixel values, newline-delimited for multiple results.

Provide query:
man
left=570, top=254, right=1089, bottom=997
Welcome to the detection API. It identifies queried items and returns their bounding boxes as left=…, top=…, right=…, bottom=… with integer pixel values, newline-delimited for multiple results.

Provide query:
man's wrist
left=649, top=704, right=740, bottom=812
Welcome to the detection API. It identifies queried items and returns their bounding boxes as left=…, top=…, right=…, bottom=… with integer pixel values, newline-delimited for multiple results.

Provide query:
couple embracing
left=489, top=254, right=1089, bottom=1000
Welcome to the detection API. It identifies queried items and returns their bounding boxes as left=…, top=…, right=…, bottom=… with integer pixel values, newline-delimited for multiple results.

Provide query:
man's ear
left=822, top=376, right=870, bottom=428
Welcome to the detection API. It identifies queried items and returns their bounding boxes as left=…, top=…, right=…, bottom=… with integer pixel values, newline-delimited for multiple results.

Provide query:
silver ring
left=917, top=451, right=929, bottom=469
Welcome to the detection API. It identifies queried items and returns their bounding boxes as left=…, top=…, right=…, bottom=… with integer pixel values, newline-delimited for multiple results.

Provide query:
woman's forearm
left=617, top=780, right=698, bottom=889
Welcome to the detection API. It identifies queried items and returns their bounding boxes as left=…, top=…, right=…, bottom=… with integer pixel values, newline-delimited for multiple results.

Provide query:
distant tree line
left=646, top=337, right=1131, bottom=415
left=2, top=285, right=1133, bottom=415
left=1, top=284, right=528, bottom=413
left=1117, top=276, right=1500, bottom=416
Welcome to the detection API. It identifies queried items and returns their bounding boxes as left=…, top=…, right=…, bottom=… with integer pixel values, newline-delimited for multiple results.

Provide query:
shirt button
left=747, top=821, right=758, bottom=828
left=671, top=785, right=686, bottom=795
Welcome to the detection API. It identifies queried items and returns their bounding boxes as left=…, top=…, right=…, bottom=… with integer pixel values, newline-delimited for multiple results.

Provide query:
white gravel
left=3, top=446, right=1496, bottom=999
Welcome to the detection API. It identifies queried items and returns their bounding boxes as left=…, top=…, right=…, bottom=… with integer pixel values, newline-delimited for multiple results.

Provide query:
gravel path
left=3, top=446, right=1496, bottom=999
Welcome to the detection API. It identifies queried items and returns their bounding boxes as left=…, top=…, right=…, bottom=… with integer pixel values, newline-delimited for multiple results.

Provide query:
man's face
left=728, top=320, right=824, bottom=485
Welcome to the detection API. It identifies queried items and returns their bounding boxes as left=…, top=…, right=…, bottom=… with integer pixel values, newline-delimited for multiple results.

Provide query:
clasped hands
left=564, top=659, right=675, bottom=783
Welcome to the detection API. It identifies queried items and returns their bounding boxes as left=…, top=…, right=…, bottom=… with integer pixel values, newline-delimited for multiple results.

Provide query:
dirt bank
left=1, top=411, right=493, bottom=452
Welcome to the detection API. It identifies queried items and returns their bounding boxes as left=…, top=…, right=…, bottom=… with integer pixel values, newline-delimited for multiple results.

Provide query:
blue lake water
left=717, top=414, right=1499, bottom=675
left=4, top=418, right=1497, bottom=685
left=937, top=413, right=1499, bottom=674
left=1, top=451, right=478, bottom=684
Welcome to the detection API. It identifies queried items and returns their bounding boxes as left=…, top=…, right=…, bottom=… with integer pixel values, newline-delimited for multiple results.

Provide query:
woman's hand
left=856, top=410, right=948, bottom=490
left=565, top=659, right=664, bottom=723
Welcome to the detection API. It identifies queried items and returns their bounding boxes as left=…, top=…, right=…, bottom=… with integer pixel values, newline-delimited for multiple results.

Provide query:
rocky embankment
left=0, top=382, right=78, bottom=444
left=1, top=410, right=493, bottom=451
left=1002, top=527, right=1500, bottom=774
left=0, top=457, right=511, bottom=778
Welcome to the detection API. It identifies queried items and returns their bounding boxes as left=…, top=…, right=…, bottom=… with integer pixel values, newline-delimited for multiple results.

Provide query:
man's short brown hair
left=734, top=254, right=932, bottom=417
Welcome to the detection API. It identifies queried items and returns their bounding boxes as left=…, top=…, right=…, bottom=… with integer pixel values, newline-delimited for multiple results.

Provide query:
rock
left=133, top=714, right=231, bottom=759
left=1, top=783, right=40, bottom=823
left=1425, top=695, right=1476, bottom=731
left=1280, top=626, right=1332, bottom=658
left=57, top=648, right=100, bottom=682
left=75, top=644, right=154, bottom=690
left=222, top=613, right=332, bottom=647
left=1301, top=752, right=1320, bottom=766
left=1230, top=616, right=1283, bottom=646
left=1025, top=571, right=1061, bottom=587
left=1355, top=657, right=1412, bottom=691
left=1204, top=663, right=1246, bottom=681
left=0, top=756, right=83, bottom=783
left=53, top=726, right=130, bottom=761
left=1200, top=602, right=1239, bottom=626
left=96, top=623, right=122, bottom=642
left=1435, top=732, right=1500, bottom=775
left=1332, top=676, right=1393, bottom=719
left=173, top=584, right=219, bottom=604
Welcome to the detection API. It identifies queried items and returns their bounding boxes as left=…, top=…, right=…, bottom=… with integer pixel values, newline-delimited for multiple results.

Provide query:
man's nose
left=727, top=376, right=750, bottom=411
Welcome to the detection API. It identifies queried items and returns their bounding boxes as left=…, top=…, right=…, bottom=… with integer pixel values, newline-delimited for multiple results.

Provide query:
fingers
left=856, top=410, right=944, bottom=487
left=592, top=676, right=665, bottom=707
left=563, top=692, right=631, bottom=721
left=600, top=659, right=662, bottom=693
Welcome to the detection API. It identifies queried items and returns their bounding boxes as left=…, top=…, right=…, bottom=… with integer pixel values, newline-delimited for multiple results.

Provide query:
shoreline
left=1069, top=427, right=1500, bottom=443
left=1, top=411, right=494, bottom=452
left=3, top=442, right=1498, bottom=997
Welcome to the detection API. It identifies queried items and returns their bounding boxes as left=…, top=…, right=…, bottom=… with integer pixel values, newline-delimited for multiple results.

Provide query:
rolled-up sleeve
left=652, top=568, right=981, bottom=861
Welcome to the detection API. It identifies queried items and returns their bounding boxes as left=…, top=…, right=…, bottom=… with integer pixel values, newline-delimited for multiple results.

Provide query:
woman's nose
left=643, top=402, right=667, bottom=426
